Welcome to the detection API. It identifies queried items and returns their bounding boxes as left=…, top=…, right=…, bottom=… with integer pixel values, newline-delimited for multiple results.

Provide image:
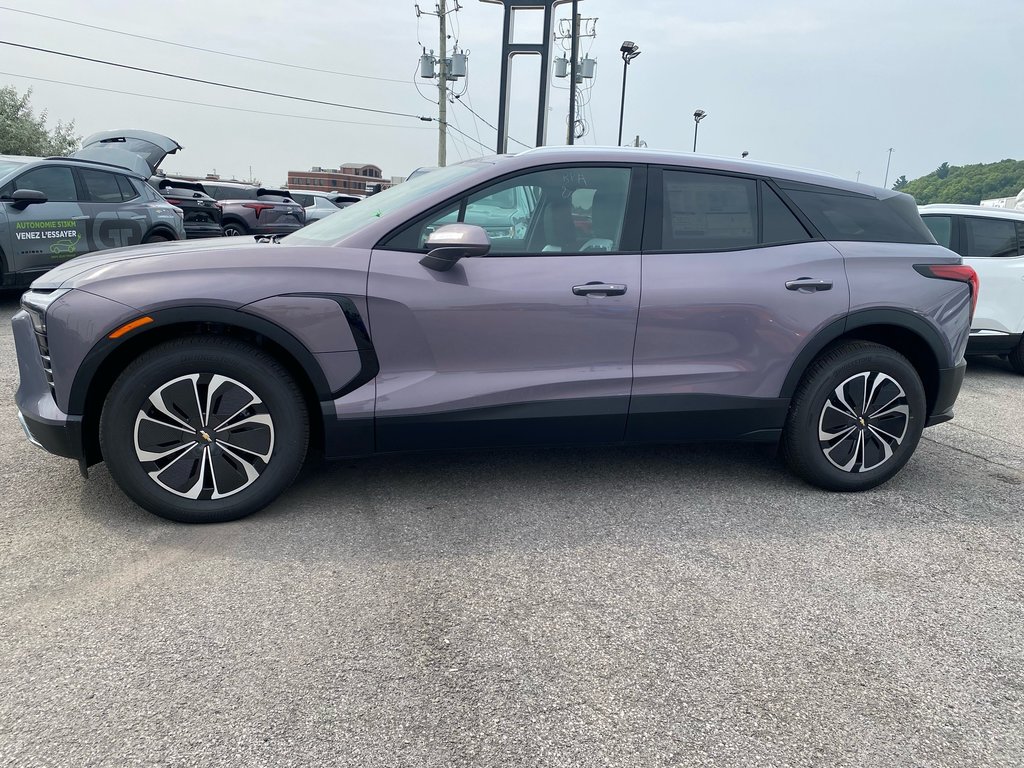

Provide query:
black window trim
left=375, top=161, right=648, bottom=257
left=642, top=165, right=822, bottom=254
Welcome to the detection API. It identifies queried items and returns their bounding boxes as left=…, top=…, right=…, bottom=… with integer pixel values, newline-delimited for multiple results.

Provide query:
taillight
left=242, top=203, right=274, bottom=218
left=164, top=198, right=182, bottom=205
left=915, top=264, right=979, bottom=320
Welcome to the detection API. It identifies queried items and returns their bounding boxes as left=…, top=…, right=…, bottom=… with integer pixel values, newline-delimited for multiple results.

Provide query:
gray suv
left=0, top=146, right=185, bottom=287
left=13, top=148, right=975, bottom=523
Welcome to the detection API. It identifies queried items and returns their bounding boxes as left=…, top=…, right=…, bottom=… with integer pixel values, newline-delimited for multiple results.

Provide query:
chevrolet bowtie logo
left=199, top=430, right=212, bottom=443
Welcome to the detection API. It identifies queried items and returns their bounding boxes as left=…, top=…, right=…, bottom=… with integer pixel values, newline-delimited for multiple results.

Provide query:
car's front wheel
left=99, top=337, right=309, bottom=523
left=782, top=341, right=926, bottom=491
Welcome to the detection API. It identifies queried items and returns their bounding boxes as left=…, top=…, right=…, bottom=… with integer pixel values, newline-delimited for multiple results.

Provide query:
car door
left=958, top=215, right=1024, bottom=335
left=368, top=164, right=645, bottom=451
left=76, top=167, right=146, bottom=250
left=628, top=167, right=851, bottom=441
left=0, top=164, right=91, bottom=275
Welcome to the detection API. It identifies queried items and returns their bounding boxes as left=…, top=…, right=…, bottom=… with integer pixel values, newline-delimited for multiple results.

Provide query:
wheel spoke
left=134, top=372, right=275, bottom=501
left=818, top=370, right=909, bottom=474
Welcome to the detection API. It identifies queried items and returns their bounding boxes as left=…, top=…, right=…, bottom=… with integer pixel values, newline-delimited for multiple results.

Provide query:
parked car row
left=0, top=130, right=364, bottom=286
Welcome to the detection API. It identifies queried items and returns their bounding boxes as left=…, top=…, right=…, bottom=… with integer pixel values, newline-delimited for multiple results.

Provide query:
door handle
left=572, top=282, right=627, bottom=297
left=785, top=277, right=833, bottom=292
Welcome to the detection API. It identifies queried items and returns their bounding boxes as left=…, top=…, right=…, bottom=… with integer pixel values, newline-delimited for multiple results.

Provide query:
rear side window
left=761, top=182, right=810, bottom=244
left=780, top=183, right=934, bottom=244
left=922, top=215, right=953, bottom=248
left=291, top=193, right=313, bottom=206
left=963, top=217, right=1019, bottom=258
left=661, top=171, right=757, bottom=251
left=79, top=168, right=126, bottom=203
left=10, top=166, right=78, bottom=201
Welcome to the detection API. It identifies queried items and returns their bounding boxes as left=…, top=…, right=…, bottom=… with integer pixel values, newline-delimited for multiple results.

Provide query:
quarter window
left=10, top=166, right=77, bottom=201
left=116, top=174, right=140, bottom=201
left=661, top=171, right=757, bottom=251
left=781, top=183, right=932, bottom=244
left=922, top=215, right=953, bottom=248
left=963, top=217, right=1019, bottom=258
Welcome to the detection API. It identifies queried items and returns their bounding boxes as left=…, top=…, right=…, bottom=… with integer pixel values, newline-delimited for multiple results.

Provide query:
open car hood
left=75, top=130, right=183, bottom=175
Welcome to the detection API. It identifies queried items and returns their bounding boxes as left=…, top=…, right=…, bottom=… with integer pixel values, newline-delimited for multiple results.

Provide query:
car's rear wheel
left=1007, top=337, right=1024, bottom=374
left=782, top=341, right=926, bottom=491
left=222, top=221, right=248, bottom=237
left=99, top=337, right=308, bottom=523
left=142, top=233, right=171, bottom=244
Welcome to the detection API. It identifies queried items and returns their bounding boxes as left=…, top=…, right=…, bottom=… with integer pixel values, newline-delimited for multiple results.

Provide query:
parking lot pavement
left=0, top=291, right=1021, bottom=768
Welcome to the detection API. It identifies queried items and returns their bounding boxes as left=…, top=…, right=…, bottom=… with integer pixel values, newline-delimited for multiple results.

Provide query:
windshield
left=284, top=160, right=490, bottom=245
left=0, top=157, right=30, bottom=179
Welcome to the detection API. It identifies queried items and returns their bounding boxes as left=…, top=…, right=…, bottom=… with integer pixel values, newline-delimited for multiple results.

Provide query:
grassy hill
left=897, top=159, right=1024, bottom=205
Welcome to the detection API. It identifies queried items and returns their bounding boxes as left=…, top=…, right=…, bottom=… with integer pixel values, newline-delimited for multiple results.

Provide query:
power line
left=0, top=40, right=432, bottom=122
left=452, top=96, right=532, bottom=150
left=0, top=71, right=434, bottom=130
left=438, top=119, right=493, bottom=154
left=0, top=5, right=411, bottom=85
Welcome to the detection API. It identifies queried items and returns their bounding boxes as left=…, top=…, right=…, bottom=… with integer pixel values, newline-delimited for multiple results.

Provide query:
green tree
left=900, top=159, right=1024, bottom=205
left=892, top=174, right=909, bottom=190
left=0, top=85, right=79, bottom=157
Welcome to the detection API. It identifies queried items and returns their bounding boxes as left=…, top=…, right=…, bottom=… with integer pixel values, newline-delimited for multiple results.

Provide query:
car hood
left=75, top=130, right=183, bottom=175
left=30, top=238, right=255, bottom=290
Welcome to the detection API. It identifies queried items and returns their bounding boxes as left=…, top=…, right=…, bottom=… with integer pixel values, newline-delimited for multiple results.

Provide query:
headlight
left=21, top=288, right=72, bottom=334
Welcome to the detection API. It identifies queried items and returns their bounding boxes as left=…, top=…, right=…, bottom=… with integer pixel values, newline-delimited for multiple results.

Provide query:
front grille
left=34, top=330, right=55, bottom=398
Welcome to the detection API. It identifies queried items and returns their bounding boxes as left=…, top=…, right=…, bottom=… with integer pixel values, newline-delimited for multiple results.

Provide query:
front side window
left=387, top=166, right=632, bottom=255
left=9, top=165, right=77, bottom=201
left=963, top=216, right=1019, bottom=258
left=922, top=215, right=953, bottom=248
left=661, top=171, right=757, bottom=251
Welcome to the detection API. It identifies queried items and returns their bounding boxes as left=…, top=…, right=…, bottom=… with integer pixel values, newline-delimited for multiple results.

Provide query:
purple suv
left=13, top=148, right=976, bottom=523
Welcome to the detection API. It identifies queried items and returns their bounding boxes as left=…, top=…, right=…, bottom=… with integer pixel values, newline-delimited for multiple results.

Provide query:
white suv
left=920, top=204, right=1024, bottom=370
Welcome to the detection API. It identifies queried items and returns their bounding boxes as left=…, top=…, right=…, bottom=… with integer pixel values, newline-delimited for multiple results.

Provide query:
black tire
left=222, top=221, right=248, bottom=237
left=782, top=341, right=926, bottom=492
left=142, top=233, right=171, bottom=244
left=1008, top=338, right=1024, bottom=374
left=99, top=337, right=308, bottom=523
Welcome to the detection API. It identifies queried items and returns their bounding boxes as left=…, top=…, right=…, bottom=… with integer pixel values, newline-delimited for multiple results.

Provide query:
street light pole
left=692, top=109, right=706, bottom=152
left=883, top=147, right=894, bottom=188
left=617, top=41, right=640, bottom=146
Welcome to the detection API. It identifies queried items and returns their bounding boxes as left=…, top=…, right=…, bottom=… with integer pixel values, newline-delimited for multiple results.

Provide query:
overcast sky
left=3, top=0, right=1020, bottom=188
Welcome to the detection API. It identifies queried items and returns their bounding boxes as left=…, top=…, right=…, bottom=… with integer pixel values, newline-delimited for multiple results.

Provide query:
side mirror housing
left=9, top=189, right=48, bottom=209
left=420, top=224, right=491, bottom=272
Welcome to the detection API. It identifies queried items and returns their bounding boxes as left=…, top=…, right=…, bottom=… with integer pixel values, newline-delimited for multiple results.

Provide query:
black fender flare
left=780, top=307, right=950, bottom=399
left=69, top=304, right=337, bottom=415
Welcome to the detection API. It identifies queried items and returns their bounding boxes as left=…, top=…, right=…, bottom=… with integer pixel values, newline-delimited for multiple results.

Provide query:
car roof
left=919, top=203, right=1024, bottom=220
left=510, top=146, right=888, bottom=196
left=0, top=154, right=149, bottom=179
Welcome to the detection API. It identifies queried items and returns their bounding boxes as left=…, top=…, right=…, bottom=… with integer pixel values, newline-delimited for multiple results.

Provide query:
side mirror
left=9, top=189, right=48, bottom=209
left=420, top=224, right=491, bottom=272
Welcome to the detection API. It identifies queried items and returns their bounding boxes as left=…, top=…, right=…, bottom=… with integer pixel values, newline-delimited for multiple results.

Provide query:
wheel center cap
left=199, top=429, right=214, bottom=443
left=858, top=416, right=866, bottom=428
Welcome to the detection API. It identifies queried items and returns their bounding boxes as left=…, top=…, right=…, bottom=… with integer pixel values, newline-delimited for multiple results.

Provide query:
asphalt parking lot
left=1, top=291, right=1021, bottom=768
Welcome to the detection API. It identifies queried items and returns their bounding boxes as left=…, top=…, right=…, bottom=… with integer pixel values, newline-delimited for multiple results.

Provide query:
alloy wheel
left=817, top=371, right=909, bottom=473
left=133, top=373, right=275, bottom=499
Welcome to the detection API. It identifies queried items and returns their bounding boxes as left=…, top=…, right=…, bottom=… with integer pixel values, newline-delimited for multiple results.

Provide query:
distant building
left=286, top=164, right=393, bottom=197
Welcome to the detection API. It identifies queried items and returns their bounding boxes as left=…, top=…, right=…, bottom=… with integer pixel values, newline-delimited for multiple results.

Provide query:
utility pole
left=438, top=0, right=447, bottom=166
left=883, top=147, right=894, bottom=188
left=566, top=0, right=580, bottom=145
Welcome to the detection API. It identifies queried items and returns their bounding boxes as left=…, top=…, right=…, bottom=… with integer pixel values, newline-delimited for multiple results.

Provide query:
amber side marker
left=108, top=316, right=154, bottom=339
